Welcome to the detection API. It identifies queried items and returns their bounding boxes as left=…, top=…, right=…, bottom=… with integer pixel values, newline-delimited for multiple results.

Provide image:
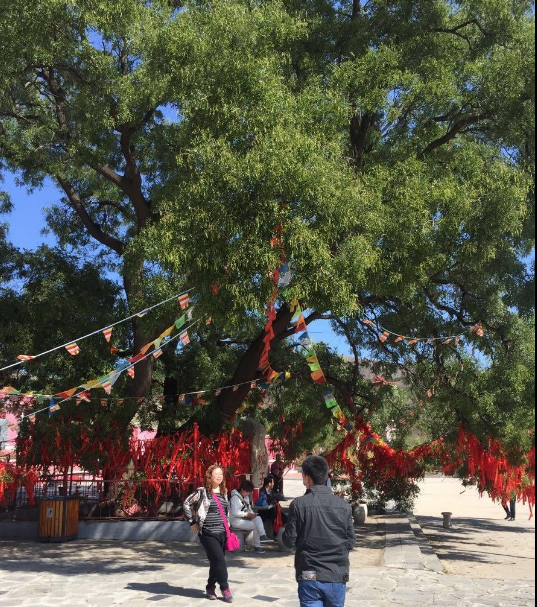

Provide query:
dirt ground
left=413, top=476, right=535, bottom=580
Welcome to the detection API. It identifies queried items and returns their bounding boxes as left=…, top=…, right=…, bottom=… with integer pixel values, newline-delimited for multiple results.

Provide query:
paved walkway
left=0, top=478, right=534, bottom=606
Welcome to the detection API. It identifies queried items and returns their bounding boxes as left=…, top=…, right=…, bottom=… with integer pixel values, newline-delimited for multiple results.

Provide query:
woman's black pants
left=200, top=531, right=229, bottom=590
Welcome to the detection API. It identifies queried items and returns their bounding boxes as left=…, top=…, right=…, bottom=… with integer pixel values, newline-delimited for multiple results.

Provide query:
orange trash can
left=38, top=496, right=79, bottom=542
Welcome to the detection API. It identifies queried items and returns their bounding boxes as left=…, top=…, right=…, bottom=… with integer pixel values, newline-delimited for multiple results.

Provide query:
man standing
left=282, top=456, right=356, bottom=607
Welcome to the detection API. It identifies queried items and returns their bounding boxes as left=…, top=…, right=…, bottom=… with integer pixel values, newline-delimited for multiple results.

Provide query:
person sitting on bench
left=230, top=480, right=272, bottom=552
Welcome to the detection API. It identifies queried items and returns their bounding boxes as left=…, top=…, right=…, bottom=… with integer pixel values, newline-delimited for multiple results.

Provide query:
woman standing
left=183, top=465, right=234, bottom=603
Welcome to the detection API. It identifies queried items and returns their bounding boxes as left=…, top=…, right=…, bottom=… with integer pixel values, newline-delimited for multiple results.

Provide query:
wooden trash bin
left=38, top=496, right=79, bottom=542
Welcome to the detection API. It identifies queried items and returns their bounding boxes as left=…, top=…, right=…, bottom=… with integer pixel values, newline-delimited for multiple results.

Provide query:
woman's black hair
left=239, top=480, right=255, bottom=492
left=302, top=455, right=329, bottom=485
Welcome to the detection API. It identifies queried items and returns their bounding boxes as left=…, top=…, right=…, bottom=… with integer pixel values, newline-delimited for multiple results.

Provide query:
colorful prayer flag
left=250, top=382, right=256, bottom=389
left=379, top=332, right=390, bottom=342
left=153, top=348, right=163, bottom=359
left=180, top=331, right=190, bottom=346
left=17, top=354, right=35, bottom=361
left=101, top=379, right=112, bottom=394
left=175, top=314, right=186, bottom=330
left=394, top=336, right=405, bottom=343
left=127, top=367, right=135, bottom=379
left=76, top=392, right=91, bottom=405
left=178, top=293, right=190, bottom=310
left=65, top=343, right=80, bottom=356
left=55, top=388, right=77, bottom=399
left=206, top=317, right=212, bottom=325
left=137, top=308, right=150, bottom=318
left=471, top=323, right=485, bottom=337
left=103, top=328, right=113, bottom=343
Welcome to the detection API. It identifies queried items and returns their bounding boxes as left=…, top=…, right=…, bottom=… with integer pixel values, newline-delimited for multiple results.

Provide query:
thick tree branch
left=352, top=0, right=361, bottom=20
left=420, top=112, right=490, bottom=157
left=56, top=176, right=125, bottom=255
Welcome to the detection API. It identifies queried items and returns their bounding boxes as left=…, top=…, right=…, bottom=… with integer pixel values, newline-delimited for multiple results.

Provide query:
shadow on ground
left=126, top=582, right=206, bottom=599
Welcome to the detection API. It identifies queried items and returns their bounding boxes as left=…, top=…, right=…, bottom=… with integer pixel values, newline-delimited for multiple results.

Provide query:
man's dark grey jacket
left=282, top=485, right=357, bottom=583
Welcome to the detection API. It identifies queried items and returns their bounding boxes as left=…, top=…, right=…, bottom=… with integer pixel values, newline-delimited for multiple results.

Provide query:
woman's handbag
left=213, top=492, right=241, bottom=552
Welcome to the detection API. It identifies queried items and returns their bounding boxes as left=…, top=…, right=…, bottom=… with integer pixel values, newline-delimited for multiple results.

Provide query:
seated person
left=256, top=475, right=287, bottom=529
left=270, top=455, right=285, bottom=495
left=230, top=480, right=272, bottom=552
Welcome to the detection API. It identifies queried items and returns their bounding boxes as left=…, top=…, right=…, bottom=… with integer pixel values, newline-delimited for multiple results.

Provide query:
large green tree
left=0, top=1, right=534, bottom=454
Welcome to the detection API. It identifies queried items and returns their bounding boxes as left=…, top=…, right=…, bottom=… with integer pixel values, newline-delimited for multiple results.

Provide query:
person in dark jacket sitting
left=282, top=455, right=356, bottom=607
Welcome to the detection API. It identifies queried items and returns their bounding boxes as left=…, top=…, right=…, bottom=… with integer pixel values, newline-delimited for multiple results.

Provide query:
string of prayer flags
left=17, top=355, right=35, bottom=361
left=180, top=331, right=190, bottom=346
left=103, top=328, right=113, bottom=343
left=65, top=343, right=80, bottom=356
left=178, top=293, right=190, bottom=310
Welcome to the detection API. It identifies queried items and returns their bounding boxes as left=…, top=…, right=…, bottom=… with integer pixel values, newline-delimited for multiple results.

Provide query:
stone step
left=381, top=513, right=444, bottom=573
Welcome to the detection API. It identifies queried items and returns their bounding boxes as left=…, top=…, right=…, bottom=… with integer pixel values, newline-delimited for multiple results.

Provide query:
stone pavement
left=0, top=478, right=534, bottom=607
left=0, top=536, right=534, bottom=607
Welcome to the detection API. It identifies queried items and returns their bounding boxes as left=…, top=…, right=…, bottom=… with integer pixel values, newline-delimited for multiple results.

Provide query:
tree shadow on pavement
left=416, top=516, right=536, bottom=535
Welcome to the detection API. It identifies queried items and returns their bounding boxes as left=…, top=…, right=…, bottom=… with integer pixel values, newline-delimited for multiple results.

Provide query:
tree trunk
left=113, top=269, right=154, bottom=428
left=217, top=304, right=294, bottom=420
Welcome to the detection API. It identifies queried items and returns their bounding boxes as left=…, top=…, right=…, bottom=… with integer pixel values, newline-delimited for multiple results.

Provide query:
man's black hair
left=239, top=479, right=254, bottom=492
left=302, top=455, right=329, bottom=486
left=263, top=474, right=275, bottom=487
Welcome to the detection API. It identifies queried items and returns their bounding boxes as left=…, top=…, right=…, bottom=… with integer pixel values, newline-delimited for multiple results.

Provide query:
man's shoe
left=254, top=547, right=266, bottom=554
left=206, top=586, right=217, bottom=601
left=222, top=588, right=233, bottom=603
left=260, top=535, right=272, bottom=543
left=504, top=515, right=511, bottom=520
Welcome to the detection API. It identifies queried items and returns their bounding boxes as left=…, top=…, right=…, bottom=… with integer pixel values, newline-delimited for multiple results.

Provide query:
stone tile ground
left=0, top=478, right=534, bottom=607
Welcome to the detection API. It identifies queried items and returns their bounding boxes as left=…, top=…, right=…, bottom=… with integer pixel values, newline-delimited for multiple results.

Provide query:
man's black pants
left=200, top=531, right=229, bottom=590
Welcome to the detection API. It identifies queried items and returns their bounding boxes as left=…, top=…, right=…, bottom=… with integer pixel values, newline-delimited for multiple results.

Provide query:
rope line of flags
left=0, top=288, right=195, bottom=373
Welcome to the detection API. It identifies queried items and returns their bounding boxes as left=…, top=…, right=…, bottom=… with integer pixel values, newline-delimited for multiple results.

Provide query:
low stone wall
left=0, top=519, right=197, bottom=542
